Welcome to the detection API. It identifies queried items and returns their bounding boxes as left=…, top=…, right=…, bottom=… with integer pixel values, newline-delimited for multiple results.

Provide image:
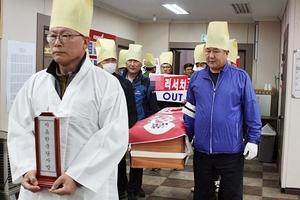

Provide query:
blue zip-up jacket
left=122, top=69, right=159, bottom=120
left=183, top=63, right=261, bottom=154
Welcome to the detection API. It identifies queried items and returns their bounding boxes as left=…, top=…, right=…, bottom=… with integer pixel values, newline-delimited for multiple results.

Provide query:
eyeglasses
left=161, top=65, right=171, bottom=69
left=46, top=33, right=83, bottom=44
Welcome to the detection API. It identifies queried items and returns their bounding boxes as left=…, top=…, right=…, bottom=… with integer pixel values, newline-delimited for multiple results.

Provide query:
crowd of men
left=7, top=0, right=261, bottom=200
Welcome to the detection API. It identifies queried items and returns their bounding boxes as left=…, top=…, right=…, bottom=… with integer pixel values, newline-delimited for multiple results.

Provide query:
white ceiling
left=93, top=0, right=288, bottom=23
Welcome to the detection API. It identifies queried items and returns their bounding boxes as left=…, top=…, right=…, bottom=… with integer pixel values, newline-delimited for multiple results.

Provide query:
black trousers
left=193, top=151, right=244, bottom=200
left=117, top=153, right=128, bottom=193
left=126, top=156, right=143, bottom=195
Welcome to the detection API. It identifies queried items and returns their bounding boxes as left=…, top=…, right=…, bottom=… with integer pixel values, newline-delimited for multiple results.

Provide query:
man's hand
left=22, top=170, right=43, bottom=192
left=243, top=142, right=258, bottom=160
left=49, top=174, right=77, bottom=195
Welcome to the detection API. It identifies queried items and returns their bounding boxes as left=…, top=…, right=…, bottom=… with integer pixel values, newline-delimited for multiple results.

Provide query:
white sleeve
left=7, top=81, right=36, bottom=184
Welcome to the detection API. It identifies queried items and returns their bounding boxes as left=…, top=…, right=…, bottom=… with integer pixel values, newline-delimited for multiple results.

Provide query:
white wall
left=138, top=22, right=169, bottom=58
left=0, top=0, right=52, bottom=132
left=0, top=0, right=281, bottom=133
left=255, top=21, right=281, bottom=89
left=92, top=6, right=139, bottom=41
left=169, top=23, right=207, bottom=43
left=280, top=0, right=300, bottom=189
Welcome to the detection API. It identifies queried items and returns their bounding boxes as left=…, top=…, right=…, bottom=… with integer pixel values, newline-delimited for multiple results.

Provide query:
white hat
left=145, top=53, right=156, bottom=68
left=227, top=39, right=238, bottom=64
left=194, top=44, right=206, bottom=63
left=118, top=50, right=128, bottom=69
left=126, top=44, right=143, bottom=63
left=206, top=21, right=229, bottom=50
left=95, top=38, right=117, bottom=64
left=159, top=52, right=173, bottom=66
left=50, top=0, right=93, bottom=36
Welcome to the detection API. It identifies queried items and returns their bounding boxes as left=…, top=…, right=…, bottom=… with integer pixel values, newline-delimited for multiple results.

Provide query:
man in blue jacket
left=183, top=21, right=261, bottom=200
left=122, top=44, right=159, bottom=200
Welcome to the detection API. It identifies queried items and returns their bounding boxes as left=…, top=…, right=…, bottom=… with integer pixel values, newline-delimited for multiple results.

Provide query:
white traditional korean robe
left=7, top=56, right=128, bottom=200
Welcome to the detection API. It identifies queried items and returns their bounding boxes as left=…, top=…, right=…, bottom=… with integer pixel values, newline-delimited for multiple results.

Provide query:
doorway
left=36, top=13, right=51, bottom=72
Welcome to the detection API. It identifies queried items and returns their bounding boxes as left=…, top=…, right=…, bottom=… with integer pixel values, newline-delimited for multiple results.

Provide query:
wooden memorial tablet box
left=34, top=112, right=61, bottom=188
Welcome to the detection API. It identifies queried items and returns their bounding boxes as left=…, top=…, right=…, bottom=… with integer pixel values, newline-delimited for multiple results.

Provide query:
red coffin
left=129, top=107, right=191, bottom=169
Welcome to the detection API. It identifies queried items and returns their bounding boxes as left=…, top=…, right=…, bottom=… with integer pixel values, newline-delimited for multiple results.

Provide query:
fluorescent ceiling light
left=162, top=4, right=189, bottom=15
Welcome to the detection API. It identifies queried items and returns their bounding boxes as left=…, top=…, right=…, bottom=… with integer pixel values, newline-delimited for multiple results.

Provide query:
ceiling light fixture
left=231, top=3, right=251, bottom=14
left=162, top=4, right=189, bottom=15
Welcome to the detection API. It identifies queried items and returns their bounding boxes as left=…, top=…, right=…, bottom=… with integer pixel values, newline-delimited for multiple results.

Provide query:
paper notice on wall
left=292, top=49, right=300, bottom=98
left=6, top=40, right=36, bottom=111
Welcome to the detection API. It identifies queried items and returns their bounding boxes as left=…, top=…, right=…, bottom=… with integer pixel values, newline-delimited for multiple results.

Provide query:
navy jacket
left=122, top=69, right=159, bottom=120
left=113, top=72, right=138, bottom=128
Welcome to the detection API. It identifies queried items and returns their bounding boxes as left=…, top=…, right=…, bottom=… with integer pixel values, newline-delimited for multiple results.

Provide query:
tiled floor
left=121, top=154, right=300, bottom=200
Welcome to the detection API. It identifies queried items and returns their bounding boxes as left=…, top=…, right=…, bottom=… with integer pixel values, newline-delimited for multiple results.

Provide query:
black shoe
left=151, top=168, right=161, bottom=172
left=137, top=187, right=145, bottom=197
left=127, top=193, right=137, bottom=200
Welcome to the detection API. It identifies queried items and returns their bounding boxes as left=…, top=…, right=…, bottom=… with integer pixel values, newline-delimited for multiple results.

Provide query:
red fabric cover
left=129, top=107, right=187, bottom=144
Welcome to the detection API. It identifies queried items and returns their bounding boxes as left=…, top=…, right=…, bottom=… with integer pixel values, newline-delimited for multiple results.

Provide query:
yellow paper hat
left=194, top=44, right=206, bottom=63
left=49, top=0, right=93, bottom=36
left=145, top=53, right=156, bottom=68
left=95, top=38, right=117, bottom=64
left=126, top=44, right=143, bottom=63
left=206, top=21, right=229, bottom=50
left=227, top=39, right=238, bottom=64
left=118, top=50, right=128, bottom=69
left=159, top=52, right=173, bottom=66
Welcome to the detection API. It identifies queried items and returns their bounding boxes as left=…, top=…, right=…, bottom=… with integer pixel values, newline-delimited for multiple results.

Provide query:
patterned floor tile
left=122, top=155, right=300, bottom=199
left=143, top=174, right=167, bottom=186
left=244, top=177, right=263, bottom=187
left=243, top=185, right=263, bottom=196
left=151, top=186, right=191, bottom=199
left=161, top=178, right=194, bottom=189
left=262, top=187, right=299, bottom=199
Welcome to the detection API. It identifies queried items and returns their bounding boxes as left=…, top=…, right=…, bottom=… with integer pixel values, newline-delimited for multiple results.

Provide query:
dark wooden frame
left=34, top=112, right=61, bottom=188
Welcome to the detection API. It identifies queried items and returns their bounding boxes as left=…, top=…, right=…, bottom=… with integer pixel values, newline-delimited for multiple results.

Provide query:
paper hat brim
left=206, top=21, right=229, bottom=50
left=50, top=0, right=93, bottom=36
left=118, top=50, right=128, bottom=68
left=159, top=52, right=173, bottom=66
left=126, top=44, right=143, bottom=63
left=227, top=39, right=238, bottom=63
left=95, top=38, right=117, bottom=64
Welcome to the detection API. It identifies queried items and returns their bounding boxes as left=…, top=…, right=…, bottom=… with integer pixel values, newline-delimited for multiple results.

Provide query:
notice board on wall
left=292, top=49, right=300, bottom=98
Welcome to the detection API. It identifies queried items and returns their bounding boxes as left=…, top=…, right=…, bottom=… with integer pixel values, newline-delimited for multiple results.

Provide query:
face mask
left=119, top=70, right=124, bottom=76
left=102, top=63, right=117, bottom=74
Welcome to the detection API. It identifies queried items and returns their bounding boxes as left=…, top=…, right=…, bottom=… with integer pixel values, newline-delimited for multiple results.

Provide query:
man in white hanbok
left=7, top=0, right=128, bottom=199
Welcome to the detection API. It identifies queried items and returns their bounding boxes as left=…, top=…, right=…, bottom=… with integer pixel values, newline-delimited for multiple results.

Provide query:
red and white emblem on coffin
left=129, top=107, right=193, bottom=169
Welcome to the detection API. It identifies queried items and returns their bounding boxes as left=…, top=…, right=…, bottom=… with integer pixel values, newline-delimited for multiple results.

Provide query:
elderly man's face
left=160, top=64, right=172, bottom=74
left=48, top=27, right=89, bottom=67
left=126, top=59, right=142, bottom=75
left=205, top=48, right=229, bottom=73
